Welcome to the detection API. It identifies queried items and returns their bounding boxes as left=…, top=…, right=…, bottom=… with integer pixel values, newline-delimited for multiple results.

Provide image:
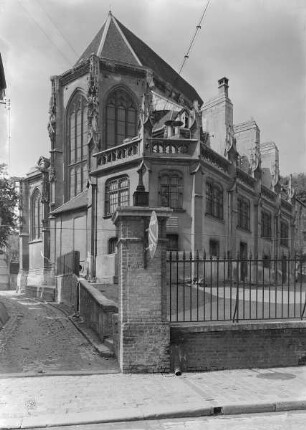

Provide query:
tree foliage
left=0, top=164, right=19, bottom=248
left=292, top=173, right=306, bottom=204
left=282, top=173, right=306, bottom=204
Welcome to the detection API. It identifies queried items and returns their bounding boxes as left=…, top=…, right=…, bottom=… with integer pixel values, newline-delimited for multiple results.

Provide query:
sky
left=0, top=0, right=305, bottom=177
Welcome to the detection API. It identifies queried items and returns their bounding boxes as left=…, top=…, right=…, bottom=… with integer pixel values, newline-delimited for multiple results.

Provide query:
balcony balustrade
left=94, top=138, right=140, bottom=167
left=145, top=138, right=196, bottom=156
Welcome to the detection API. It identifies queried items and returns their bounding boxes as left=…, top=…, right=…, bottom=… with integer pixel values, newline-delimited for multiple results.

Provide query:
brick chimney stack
left=218, top=77, right=229, bottom=98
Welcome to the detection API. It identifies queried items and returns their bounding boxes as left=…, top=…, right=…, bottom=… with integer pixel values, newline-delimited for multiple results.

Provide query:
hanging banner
left=148, top=210, right=159, bottom=259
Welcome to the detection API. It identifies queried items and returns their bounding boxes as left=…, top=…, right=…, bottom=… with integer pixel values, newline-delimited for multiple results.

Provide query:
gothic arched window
left=67, top=92, right=88, bottom=199
left=159, top=171, right=183, bottom=209
left=105, top=88, right=137, bottom=148
left=206, top=180, right=223, bottom=220
left=31, top=189, right=42, bottom=240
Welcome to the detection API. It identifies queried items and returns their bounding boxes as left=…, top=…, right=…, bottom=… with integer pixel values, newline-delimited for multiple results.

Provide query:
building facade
left=18, top=12, right=300, bottom=287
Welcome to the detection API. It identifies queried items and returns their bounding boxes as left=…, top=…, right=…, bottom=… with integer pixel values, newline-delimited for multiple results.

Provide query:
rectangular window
left=261, top=210, right=272, bottom=240
left=159, top=173, right=183, bottom=209
left=108, top=238, right=118, bottom=254
left=237, top=196, right=250, bottom=231
left=167, top=234, right=179, bottom=251
left=280, top=221, right=289, bottom=247
left=105, top=177, right=129, bottom=216
left=209, top=239, right=219, bottom=257
left=206, top=182, right=213, bottom=216
left=206, top=181, right=223, bottom=220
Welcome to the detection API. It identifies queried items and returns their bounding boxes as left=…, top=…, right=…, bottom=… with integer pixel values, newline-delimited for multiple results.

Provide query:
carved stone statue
left=271, top=157, right=279, bottom=188
left=37, top=156, right=50, bottom=204
left=47, top=79, right=56, bottom=143
left=287, top=174, right=295, bottom=201
left=87, top=55, right=100, bottom=149
left=224, top=124, right=235, bottom=155
left=249, top=143, right=260, bottom=174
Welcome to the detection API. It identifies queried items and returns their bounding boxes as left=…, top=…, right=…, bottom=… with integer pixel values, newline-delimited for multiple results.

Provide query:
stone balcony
left=144, top=137, right=198, bottom=157
left=93, top=137, right=141, bottom=169
left=92, top=135, right=198, bottom=173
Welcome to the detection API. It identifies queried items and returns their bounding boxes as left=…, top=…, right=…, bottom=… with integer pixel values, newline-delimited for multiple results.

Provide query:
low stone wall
left=79, top=279, right=118, bottom=342
left=170, top=321, right=306, bottom=372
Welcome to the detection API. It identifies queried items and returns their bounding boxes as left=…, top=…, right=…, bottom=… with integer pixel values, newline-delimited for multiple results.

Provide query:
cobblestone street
left=0, top=291, right=119, bottom=374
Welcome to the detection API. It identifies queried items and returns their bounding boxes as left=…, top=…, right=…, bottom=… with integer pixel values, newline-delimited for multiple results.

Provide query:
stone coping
left=170, top=319, right=306, bottom=332
left=78, top=278, right=118, bottom=312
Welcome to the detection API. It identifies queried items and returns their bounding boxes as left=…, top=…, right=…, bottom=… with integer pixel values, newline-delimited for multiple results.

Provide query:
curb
left=47, top=302, right=115, bottom=359
left=1, top=399, right=306, bottom=429
left=0, top=369, right=119, bottom=379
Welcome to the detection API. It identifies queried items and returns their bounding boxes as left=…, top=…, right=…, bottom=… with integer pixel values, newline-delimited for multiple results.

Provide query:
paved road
left=0, top=291, right=118, bottom=374
left=26, top=411, right=306, bottom=429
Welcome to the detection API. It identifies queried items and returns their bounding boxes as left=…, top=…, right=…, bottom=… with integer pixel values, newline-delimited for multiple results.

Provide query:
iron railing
left=167, top=251, right=306, bottom=323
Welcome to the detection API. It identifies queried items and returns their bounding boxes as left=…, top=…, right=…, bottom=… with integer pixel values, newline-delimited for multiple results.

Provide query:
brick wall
left=121, top=322, right=170, bottom=373
left=171, top=321, right=306, bottom=372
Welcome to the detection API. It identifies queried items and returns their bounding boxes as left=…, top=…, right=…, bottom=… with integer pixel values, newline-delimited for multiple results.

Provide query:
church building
left=17, top=12, right=296, bottom=289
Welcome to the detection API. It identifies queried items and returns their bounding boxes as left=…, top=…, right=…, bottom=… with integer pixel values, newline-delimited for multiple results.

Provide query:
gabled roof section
left=76, top=12, right=140, bottom=67
left=76, top=22, right=106, bottom=65
left=51, top=189, right=88, bottom=216
left=75, top=12, right=202, bottom=105
left=116, top=18, right=202, bottom=105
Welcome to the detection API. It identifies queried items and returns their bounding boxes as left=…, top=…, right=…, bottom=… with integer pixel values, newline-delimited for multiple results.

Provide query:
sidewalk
left=1, top=365, right=306, bottom=429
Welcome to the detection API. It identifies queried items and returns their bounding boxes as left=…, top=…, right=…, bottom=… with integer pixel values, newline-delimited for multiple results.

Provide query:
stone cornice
left=59, top=62, right=90, bottom=86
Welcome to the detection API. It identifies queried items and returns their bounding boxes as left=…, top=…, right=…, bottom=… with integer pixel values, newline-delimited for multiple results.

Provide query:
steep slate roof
left=51, top=189, right=88, bottom=216
left=76, top=12, right=202, bottom=105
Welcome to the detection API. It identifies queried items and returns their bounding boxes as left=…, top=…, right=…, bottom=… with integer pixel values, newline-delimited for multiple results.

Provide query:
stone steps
left=25, top=285, right=56, bottom=302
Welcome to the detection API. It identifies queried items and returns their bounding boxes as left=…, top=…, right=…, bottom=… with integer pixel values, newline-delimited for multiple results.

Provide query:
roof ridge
left=97, top=12, right=111, bottom=57
left=111, top=15, right=141, bottom=66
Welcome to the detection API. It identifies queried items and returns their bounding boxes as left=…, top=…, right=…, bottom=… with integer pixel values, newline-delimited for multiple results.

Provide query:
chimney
left=218, top=77, right=229, bottom=98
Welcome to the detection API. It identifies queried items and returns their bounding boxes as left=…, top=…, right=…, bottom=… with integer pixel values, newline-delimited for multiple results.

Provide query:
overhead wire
left=178, top=0, right=212, bottom=76
left=32, top=0, right=79, bottom=59
left=161, top=0, right=212, bottom=112
left=17, top=0, right=74, bottom=67
left=1, top=224, right=291, bottom=241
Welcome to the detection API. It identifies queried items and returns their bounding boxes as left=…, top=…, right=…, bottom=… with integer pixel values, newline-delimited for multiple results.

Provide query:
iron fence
left=167, top=251, right=306, bottom=323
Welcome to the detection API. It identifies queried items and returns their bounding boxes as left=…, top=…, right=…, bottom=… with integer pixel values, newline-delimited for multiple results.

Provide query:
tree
left=282, top=173, right=306, bottom=204
left=0, top=164, right=19, bottom=248
left=293, top=173, right=306, bottom=204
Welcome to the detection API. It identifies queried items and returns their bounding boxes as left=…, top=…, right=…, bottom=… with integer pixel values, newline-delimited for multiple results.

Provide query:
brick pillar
left=113, top=206, right=172, bottom=373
